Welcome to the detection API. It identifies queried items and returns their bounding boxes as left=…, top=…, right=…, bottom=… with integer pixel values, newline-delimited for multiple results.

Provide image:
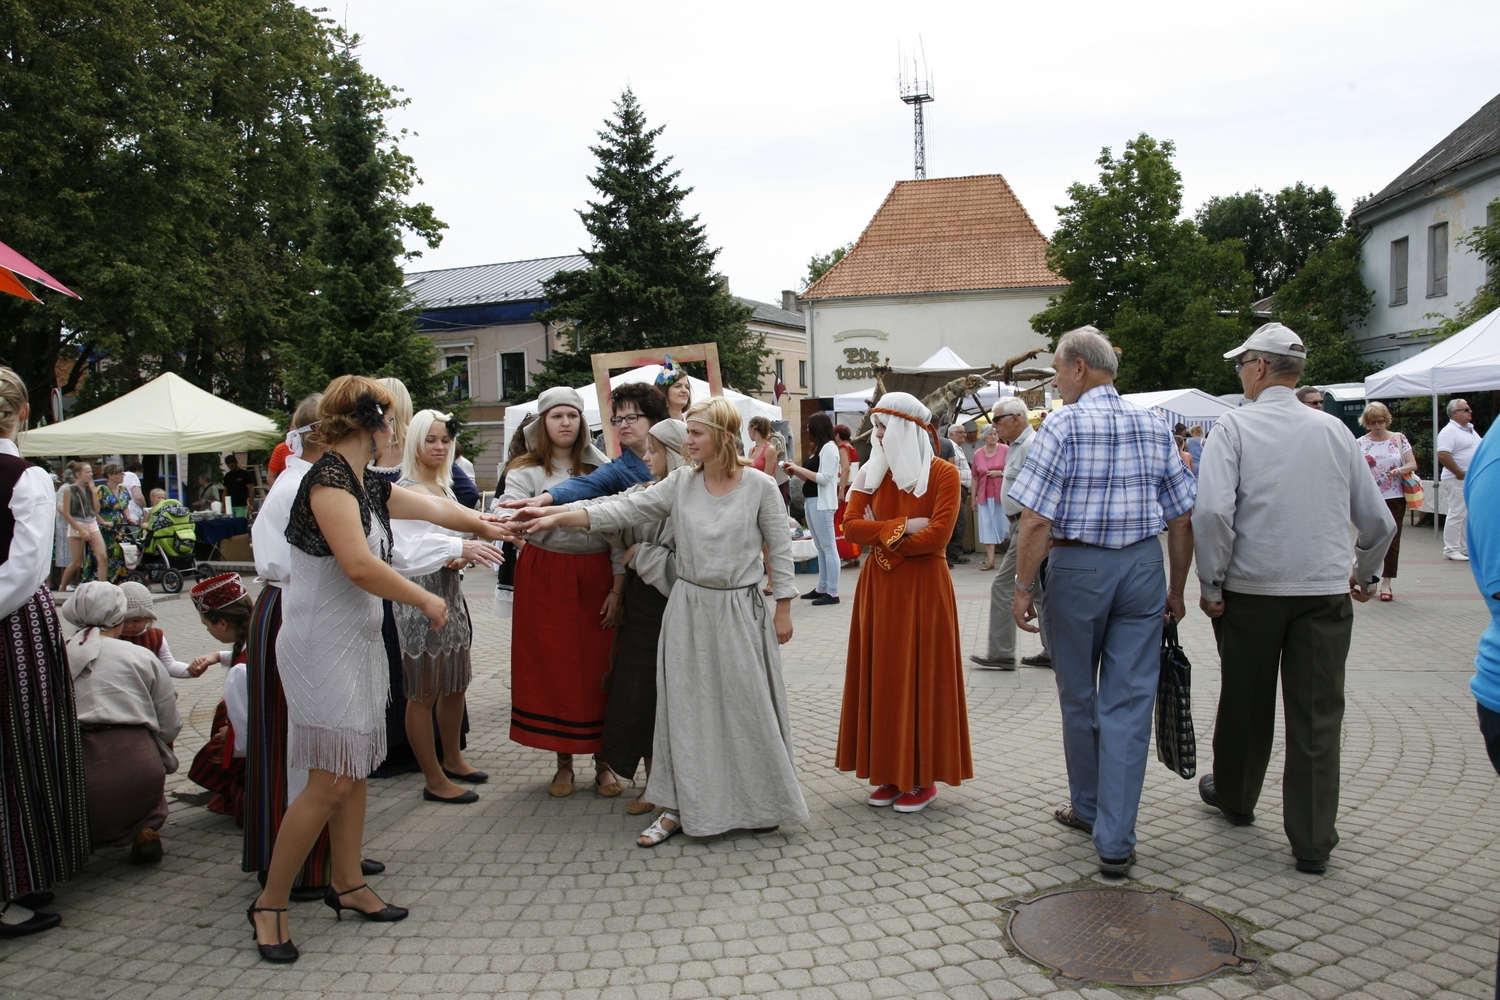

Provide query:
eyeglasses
left=1233, top=357, right=1265, bottom=373
left=608, top=413, right=645, bottom=427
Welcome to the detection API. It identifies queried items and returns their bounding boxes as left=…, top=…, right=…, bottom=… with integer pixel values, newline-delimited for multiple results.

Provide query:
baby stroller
left=125, top=500, right=201, bottom=593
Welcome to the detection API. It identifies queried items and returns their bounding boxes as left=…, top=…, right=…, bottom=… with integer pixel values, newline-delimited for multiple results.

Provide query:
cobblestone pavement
left=4, top=532, right=1497, bottom=1000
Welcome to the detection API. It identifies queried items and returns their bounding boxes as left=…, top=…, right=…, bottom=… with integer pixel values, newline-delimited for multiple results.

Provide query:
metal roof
left=405, top=254, right=589, bottom=310
left=736, top=296, right=805, bottom=330
left=1356, top=92, right=1500, bottom=218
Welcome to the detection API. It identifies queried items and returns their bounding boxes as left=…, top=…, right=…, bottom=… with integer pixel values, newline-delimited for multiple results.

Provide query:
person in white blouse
left=0, top=367, right=90, bottom=938
left=782, top=412, right=843, bottom=605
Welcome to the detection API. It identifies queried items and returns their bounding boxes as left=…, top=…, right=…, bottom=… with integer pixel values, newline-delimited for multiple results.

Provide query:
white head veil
left=851, top=391, right=936, bottom=497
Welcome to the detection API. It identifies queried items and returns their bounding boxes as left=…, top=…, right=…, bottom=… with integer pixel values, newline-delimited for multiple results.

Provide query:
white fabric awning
left=1363, top=306, right=1500, bottom=397
left=1121, top=388, right=1236, bottom=433
left=20, top=372, right=279, bottom=456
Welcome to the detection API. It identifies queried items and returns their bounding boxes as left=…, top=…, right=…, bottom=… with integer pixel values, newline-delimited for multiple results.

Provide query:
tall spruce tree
left=530, top=89, right=763, bottom=397
left=281, top=35, right=449, bottom=408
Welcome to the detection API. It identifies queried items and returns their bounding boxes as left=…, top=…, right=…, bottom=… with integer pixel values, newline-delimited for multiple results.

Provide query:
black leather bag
left=1155, top=621, right=1197, bottom=779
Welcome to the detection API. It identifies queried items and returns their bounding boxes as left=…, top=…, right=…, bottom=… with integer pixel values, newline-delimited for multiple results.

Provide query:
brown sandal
left=548, top=756, right=575, bottom=797
left=625, top=792, right=655, bottom=815
left=595, top=762, right=623, bottom=797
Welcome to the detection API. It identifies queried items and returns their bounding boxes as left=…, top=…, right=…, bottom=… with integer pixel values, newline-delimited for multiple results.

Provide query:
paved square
left=3, top=534, right=1496, bottom=1000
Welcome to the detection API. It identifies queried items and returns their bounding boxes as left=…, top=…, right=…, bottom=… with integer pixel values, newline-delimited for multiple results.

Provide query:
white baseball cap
left=1223, top=322, right=1306, bottom=360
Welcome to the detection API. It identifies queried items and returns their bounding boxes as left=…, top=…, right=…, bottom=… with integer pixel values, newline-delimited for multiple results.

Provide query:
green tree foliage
left=802, top=243, right=852, bottom=291
left=1271, top=229, right=1377, bottom=384
left=530, top=89, right=763, bottom=398
left=0, top=0, right=332, bottom=419
left=1031, top=134, right=1255, bottom=395
left=280, top=35, right=448, bottom=409
left=1197, top=183, right=1343, bottom=298
left=1429, top=198, right=1500, bottom=340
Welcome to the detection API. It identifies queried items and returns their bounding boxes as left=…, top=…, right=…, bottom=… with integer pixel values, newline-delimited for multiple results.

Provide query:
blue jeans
left=1041, top=537, right=1165, bottom=860
left=806, top=505, right=839, bottom=597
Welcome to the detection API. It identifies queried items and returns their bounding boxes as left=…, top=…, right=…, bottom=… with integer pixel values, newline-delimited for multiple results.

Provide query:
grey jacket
left=1193, top=385, right=1395, bottom=602
left=1001, top=425, right=1036, bottom=518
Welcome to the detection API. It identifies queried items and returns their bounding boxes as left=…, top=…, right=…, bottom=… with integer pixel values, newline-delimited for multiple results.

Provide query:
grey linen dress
left=583, top=466, right=809, bottom=836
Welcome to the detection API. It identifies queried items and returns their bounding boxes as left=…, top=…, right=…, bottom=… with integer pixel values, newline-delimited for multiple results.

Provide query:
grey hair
left=1447, top=398, right=1469, bottom=418
left=992, top=397, right=1030, bottom=420
left=1055, top=328, right=1118, bottom=376
left=1246, top=350, right=1306, bottom=381
left=980, top=423, right=1001, bottom=440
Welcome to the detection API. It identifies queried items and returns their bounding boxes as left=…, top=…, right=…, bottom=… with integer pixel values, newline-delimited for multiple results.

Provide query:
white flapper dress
left=277, top=452, right=393, bottom=779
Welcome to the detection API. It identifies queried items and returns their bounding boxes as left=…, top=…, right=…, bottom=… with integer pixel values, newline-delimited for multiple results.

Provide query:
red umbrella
left=0, top=239, right=80, bottom=302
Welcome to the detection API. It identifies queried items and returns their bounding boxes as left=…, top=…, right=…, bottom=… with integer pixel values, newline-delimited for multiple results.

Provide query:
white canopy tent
left=501, top=364, right=782, bottom=463
left=1120, top=388, right=1236, bottom=434
left=1363, top=305, right=1500, bottom=536
left=20, top=372, right=280, bottom=501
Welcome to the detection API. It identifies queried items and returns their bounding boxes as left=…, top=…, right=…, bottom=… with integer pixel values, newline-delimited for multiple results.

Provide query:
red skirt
left=510, top=545, right=616, bottom=753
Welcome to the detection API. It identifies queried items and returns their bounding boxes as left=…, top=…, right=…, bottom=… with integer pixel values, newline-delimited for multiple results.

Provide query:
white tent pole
left=1433, top=394, right=1440, bottom=539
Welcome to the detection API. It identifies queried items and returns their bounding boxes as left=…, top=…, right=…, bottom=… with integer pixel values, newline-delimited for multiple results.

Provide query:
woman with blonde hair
left=512, top=396, right=808, bottom=846
left=1357, top=401, right=1417, bottom=601
left=249, top=376, right=507, bottom=963
left=392, top=409, right=503, bottom=802
left=58, top=459, right=107, bottom=590
left=496, top=387, right=622, bottom=798
left=0, top=368, right=88, bottom=937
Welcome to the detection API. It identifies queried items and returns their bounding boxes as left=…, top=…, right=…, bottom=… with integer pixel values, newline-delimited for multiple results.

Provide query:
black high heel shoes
left=323, top=884, right=408, bottom=922
left=246, top=904, right=298, bottom=963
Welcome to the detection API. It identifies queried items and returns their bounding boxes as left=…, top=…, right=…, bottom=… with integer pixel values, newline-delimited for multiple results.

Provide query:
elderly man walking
left=1438, top=398, right=1483, bottom=561
left=1195, top=323, right=1394, bottom=875
left=971, top=397, right=1049, bottom=669
left=1009, top=328, right=1197, bottom=877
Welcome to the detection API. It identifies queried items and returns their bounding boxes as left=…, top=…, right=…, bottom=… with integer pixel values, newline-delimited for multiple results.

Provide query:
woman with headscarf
left=496, top=387, right=622, bottom=799
left=249, top=376, right=506, bottom=964
left=837, top=391, right=971, bottom=814
left=0, top=368, right=88, bottom=938
left=569, top=419, right=687, bottom=815
left=511, top=397, right=808, bottom=847
left=63, top=581, right=183, bottom=862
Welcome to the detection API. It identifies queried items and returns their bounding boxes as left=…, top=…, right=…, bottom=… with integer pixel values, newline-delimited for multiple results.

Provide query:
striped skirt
left=0, top=587, right=89, bottom=900
left=242, top=585, right=330, bottom=885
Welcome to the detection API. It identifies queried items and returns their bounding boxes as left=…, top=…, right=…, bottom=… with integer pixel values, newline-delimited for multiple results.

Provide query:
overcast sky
left=324, top=1, right=1500, bottom=304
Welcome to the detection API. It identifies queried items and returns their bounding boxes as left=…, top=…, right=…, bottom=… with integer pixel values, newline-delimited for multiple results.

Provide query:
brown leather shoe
left=128, top=827, right=164, bottom=865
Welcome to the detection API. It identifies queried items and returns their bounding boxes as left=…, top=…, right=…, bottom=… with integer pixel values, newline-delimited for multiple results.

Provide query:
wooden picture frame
left=590, top=342, right=722, bottom=457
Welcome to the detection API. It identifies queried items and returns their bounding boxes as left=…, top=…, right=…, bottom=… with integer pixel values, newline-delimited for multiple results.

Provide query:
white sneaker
left=1444, top=551, right=1470, bottom=562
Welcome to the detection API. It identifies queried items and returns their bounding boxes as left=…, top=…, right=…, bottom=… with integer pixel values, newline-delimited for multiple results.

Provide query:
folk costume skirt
left=242, top=585, right=330, bottom=885
left=509, top=545, right=615, bottom=753
left=0, top=587, right=88, bottom=899
left=188, top=701, right=245, bottom=823
left=81, top=725, right=167, bottom=849
left=602, top=568, right=668, bottom=780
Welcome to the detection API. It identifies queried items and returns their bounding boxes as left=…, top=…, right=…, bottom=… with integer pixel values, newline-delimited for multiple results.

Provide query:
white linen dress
left=583, top=466, right=809, bottom=836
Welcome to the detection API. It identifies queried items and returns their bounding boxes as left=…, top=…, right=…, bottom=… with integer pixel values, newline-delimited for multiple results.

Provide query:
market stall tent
left=19, top=372, right=279, bottom=455
left=501, top=365, right=782, bottom=463
left=1120, top=388, right=1236, bottom=434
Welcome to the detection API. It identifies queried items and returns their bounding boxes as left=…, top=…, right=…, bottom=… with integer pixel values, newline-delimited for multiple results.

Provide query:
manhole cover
left=1005, top=888, right=1254, bottom=985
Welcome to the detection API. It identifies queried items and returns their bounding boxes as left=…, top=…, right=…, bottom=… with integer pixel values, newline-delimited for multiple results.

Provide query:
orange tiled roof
left=801, top=174, right=1065, bottom=300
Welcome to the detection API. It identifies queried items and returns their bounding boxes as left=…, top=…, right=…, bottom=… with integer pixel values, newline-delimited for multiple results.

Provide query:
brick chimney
left=781, top=289, right=798, bottom=312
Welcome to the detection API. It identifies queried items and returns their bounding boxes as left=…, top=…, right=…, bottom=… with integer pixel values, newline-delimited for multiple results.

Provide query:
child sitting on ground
left=118, top=581, right=210, bottom=678
left=185, top=573, right=252, bottom=823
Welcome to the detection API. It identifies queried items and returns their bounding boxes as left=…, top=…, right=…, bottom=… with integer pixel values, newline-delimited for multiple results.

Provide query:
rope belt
left=678, top=578, right=765, bottom=620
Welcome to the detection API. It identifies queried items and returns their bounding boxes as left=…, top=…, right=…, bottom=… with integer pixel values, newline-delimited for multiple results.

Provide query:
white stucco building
left=1350, top=93, right=1500, bottom=366
left=798, top=174, right=1066, bottom=397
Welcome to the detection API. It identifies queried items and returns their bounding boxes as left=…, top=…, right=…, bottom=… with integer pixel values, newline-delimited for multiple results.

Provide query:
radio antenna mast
left=898, top=40, right=934, bottom=179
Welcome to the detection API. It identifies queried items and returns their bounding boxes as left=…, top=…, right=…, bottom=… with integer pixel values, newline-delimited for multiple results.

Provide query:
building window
left=775, top=358, right=785, bottom=384
left=1427, top=222, right=1448, bottom=297
left=443, top=352, right=470, bottom=400
left=1389, top=238, right=1408, bottom=306
left=499, top=351, right=527, bottom=400
left=798, top=360, right=807, bottom=388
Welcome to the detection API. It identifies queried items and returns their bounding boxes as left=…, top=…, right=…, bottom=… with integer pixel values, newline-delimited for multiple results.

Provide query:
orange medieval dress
left=836, top=458, right=972, bottom=789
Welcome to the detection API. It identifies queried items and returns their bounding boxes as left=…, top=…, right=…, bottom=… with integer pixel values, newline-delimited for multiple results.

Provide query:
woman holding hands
left=510, top=397, right=809, bottom=847
left=249, top=376, right=507, bottom=964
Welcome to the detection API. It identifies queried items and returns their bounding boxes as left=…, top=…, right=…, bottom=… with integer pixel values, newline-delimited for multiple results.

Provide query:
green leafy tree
left=1271, top=229, right=1377, bottom=384
left=530, top=89, right=763, bottom=397
left=1198, top=183, right=1343, bottom=298
left=280, top=34, right=448, bottom=409
left=1031, top=134, right=1255, bottom=394
left=0, top=0, right=333, bottom=419
left=802, top=243, right=852, bottom=291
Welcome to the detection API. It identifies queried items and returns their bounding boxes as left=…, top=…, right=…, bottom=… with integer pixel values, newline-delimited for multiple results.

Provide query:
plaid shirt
left=1008, top=385, right=1197, bottom=548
